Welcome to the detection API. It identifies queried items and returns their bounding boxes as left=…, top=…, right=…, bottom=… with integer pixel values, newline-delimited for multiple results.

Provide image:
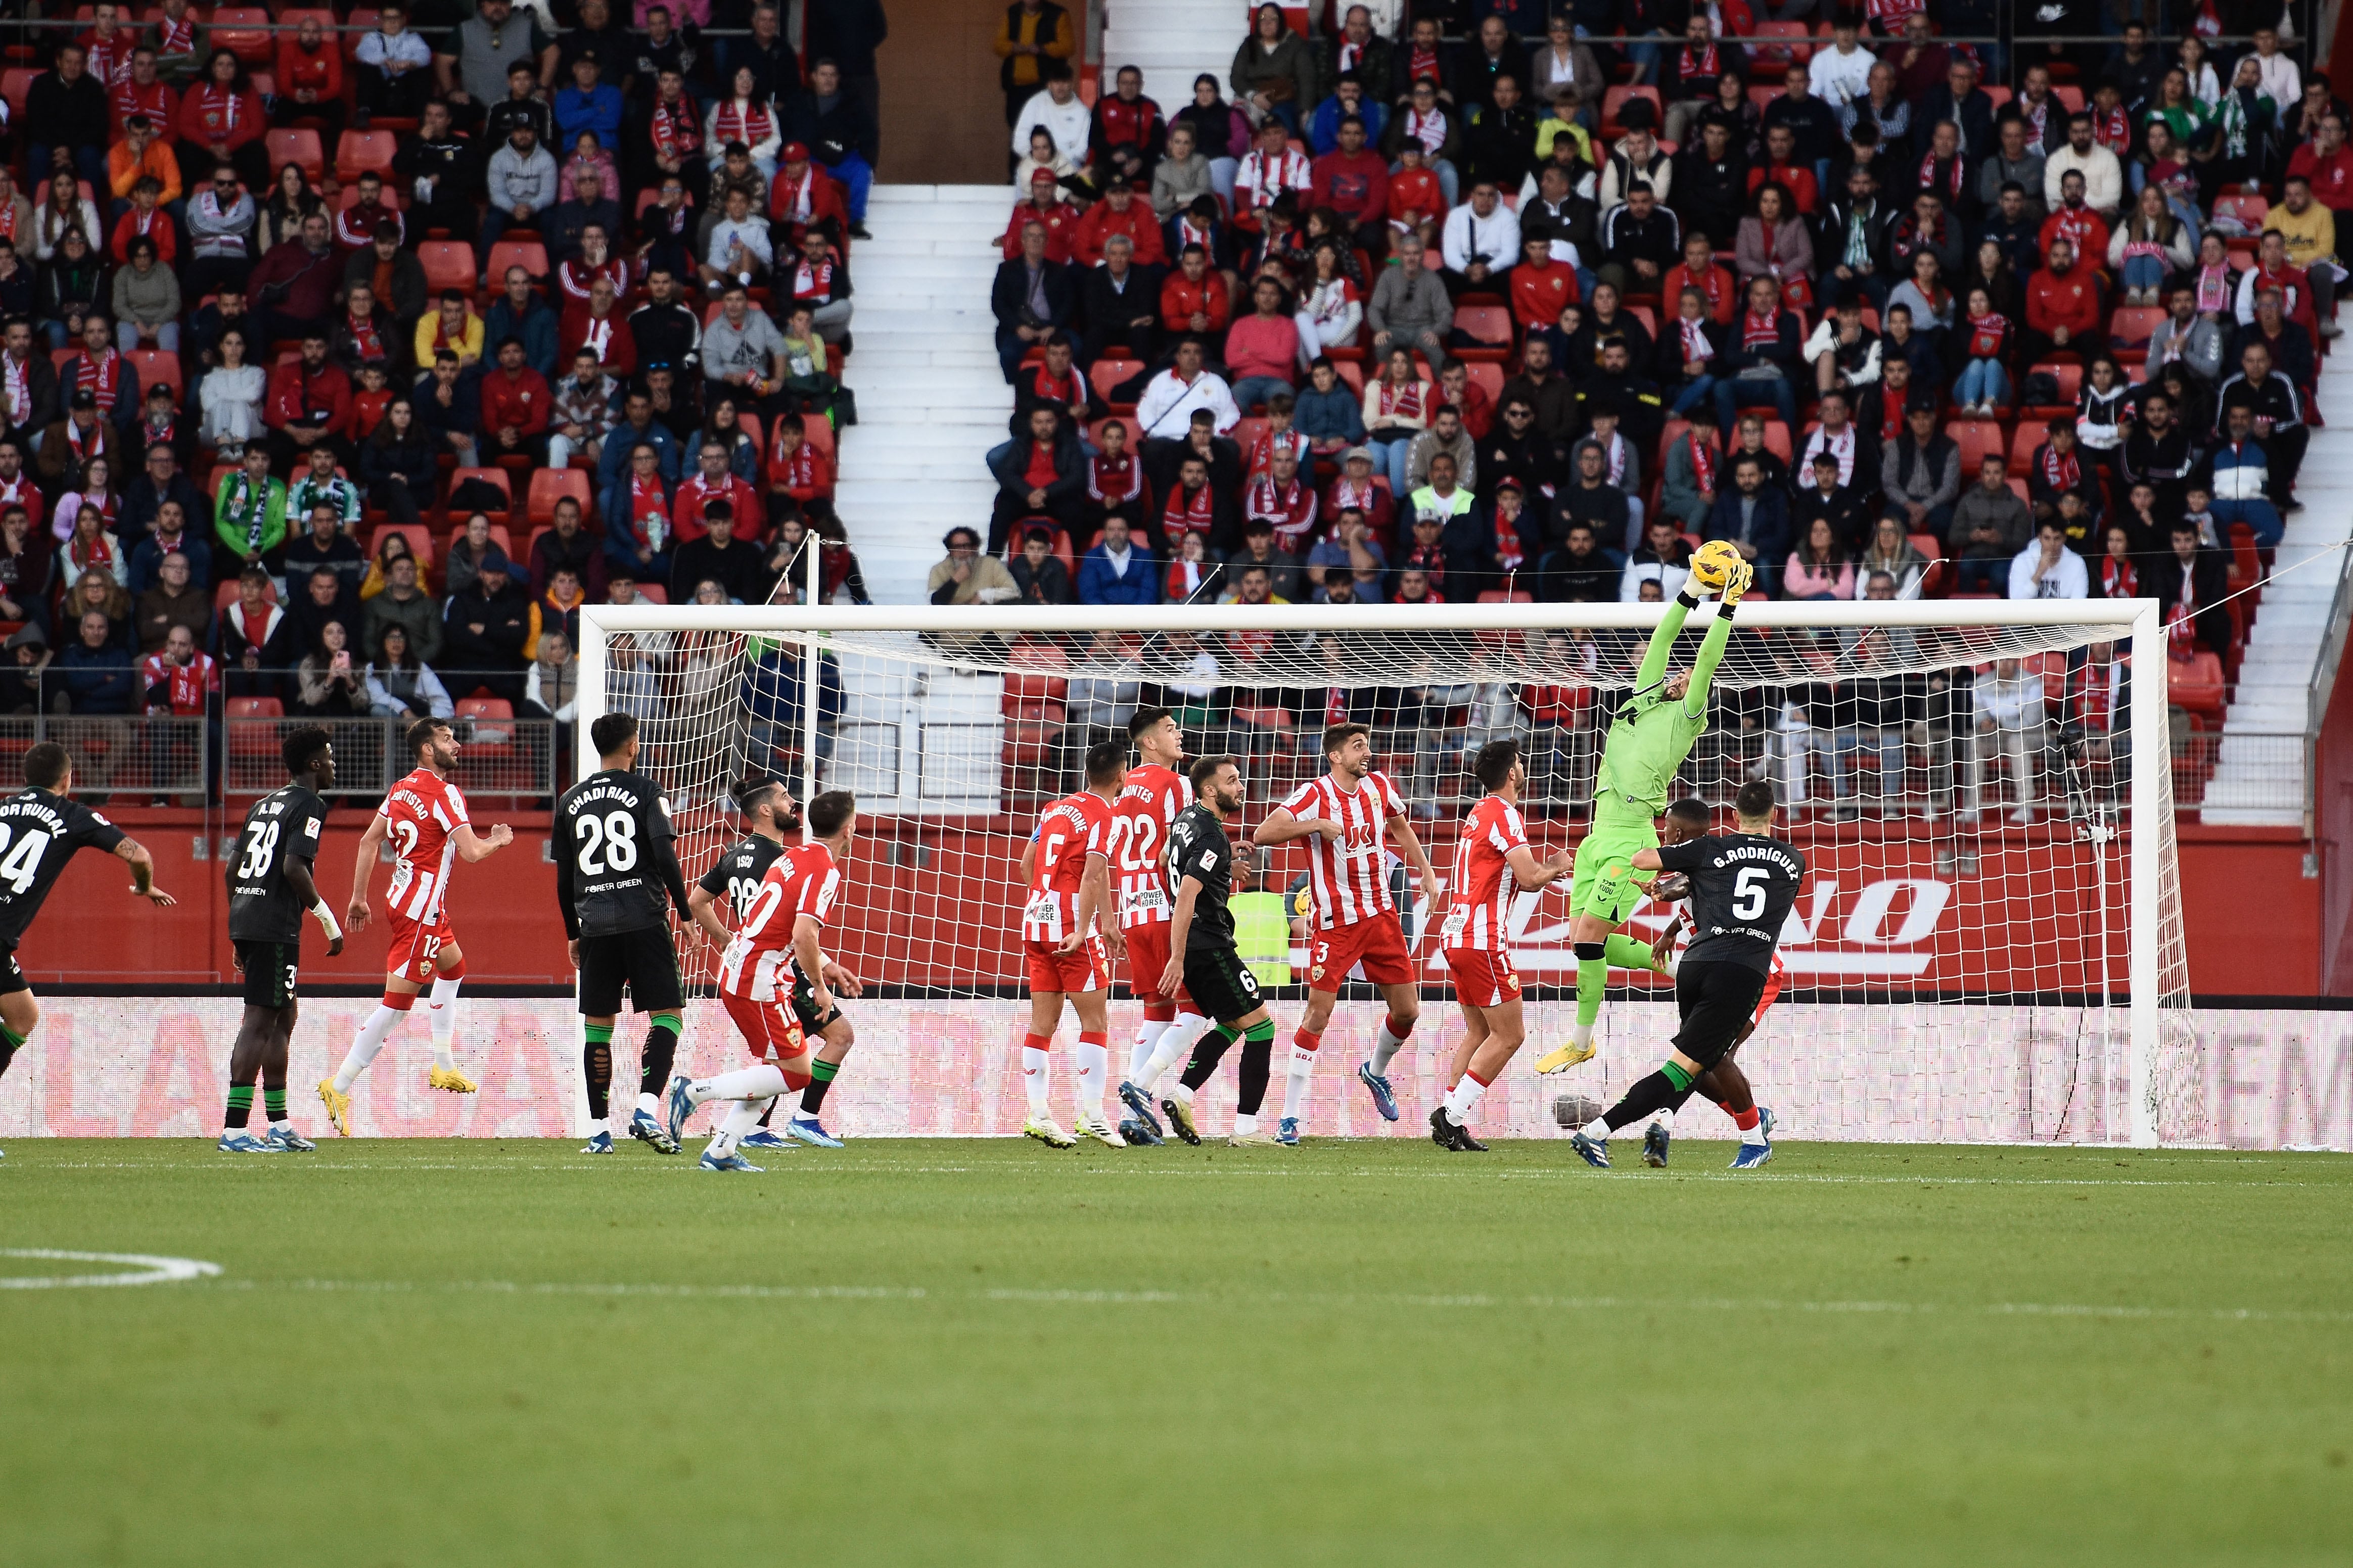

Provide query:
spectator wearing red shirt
left=174, top=49, right=267, bottom=193
left=1510, top=234, right=1578, bottom=331
left=1323, top=445, right=1398, bottom=547
left=1746, top=125, right=1821, bottom=215
left=270, top=15, right=345, bottom=141
left=1072, top=182, right=1167, bottom=267
left=109, top=179, right=179, bottom=268
left=2022, top=238, right=2105, bottom=364
left=264, top=329, right=353, bottom=469
left=1160, top=245, right=1231, bottom=340
left=559, top=274, right=638, bottom=378
left=142, top=624, right=218, bottom=716
left=1242, top=448, right=1319, bottom=554
left=333, top=172, right=406, bottom=256
left=1000, top=170, right=1080, bottom=263
left=2286, top=114, right=2353, bottom=264
left=1386, top=144, right=1446, bottom=235
left=767, top=416, right=835, bottom=513
left=1225, top=276, right=1303, bottom=411
left=110, top=46, right=177, bottom=141
left=1310, top=116, right=1391, bottom=250
left=1436, top=359, right=1495, bottom=440
left=672, top=440, right=763, bottom=544
left=767, top=144, right=848, bottom=247
left=1011, top=334, right=1093, bottom=426
left=1662, top=234, right=1737, bottom=326
left=479, top=337, right=553, bottom=462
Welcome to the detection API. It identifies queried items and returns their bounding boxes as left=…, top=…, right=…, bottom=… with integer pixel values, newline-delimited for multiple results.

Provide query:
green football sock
left=263, top=1087, right=287, bottom=1123
left=799, top=1057, right=841, bottom=1115
left=224, top=1084, right=254, bottom=1130
left=1576, top=956, right=1607, bottom=1029
left=1662, top=1060, right=1694, bottom=1092
left=1604, top=934, right=1663, bottom=974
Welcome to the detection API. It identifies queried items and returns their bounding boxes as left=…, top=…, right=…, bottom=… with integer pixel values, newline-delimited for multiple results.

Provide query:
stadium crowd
left=0, top=0, right=882, bottom=762
left=978, top=2, right=2317, bottom=676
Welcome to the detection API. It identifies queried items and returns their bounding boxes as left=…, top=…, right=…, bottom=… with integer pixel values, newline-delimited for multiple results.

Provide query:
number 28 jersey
left=380, top=767, right=470, bottom=927
left=1111, top=764, right=1190, bottom=929
left=718, top=842, right=843, bottom=1001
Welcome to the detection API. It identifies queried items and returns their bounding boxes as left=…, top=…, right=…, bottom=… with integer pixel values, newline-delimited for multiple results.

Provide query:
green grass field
left=2, top=1136, right=2349, bottom=1566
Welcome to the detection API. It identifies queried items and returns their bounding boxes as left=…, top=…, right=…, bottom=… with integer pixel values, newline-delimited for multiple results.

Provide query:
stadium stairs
left=2200, top=351, right=2353, bottom=826
left=837, top=184, right=1016, bottom=603
left=1102, top=0, right=1239, bottom=118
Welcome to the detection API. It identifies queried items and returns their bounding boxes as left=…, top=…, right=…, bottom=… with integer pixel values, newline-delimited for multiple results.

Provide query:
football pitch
left=3, top=1137, right=2348, bottom=1566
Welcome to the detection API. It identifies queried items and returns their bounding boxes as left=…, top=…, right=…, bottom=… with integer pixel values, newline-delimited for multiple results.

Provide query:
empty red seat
left=335, top=129, right=398, bottom=183
left=265, top=128, right=324, bottom=184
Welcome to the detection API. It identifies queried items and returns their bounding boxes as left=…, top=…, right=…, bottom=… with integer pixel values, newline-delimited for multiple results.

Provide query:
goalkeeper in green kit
left=1535, top=543, right=1750, bottom=1075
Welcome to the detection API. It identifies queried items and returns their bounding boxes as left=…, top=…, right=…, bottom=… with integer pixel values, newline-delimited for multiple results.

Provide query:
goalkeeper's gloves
left=1676, top=587, right=1702, bottom=610
left=1720, top=562, right=1752, bottom=606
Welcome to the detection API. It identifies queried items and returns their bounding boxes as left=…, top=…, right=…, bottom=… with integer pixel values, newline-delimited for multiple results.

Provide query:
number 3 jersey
left=228, top=783, right=328, bottom=943
left=553, top=766, right=684, bottom=938
left=380, top=767, right=471, bottom=929
left=0, top=787, right=126, bottom=949
left=718, top=841, right=842, bottom=1001
left=1112, top=764, right=1190, bottom=929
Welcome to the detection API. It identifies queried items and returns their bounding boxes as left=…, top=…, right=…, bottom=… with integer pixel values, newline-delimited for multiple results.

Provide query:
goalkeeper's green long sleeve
left=1633, top=590, right=1697, bottom=695
left=1682, top=599, right=1736, bottom=720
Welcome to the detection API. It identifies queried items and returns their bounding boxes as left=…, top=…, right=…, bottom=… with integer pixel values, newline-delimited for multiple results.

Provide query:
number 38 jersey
left=1111, top=764, right=1190, bottom=929
left=228, top=784, right=328, bottom=942
left=1652, top=831, right=1806, bottom=974
left=0, top=787, right=126, bottom=948
left=380, top=767, right=471, bottom=927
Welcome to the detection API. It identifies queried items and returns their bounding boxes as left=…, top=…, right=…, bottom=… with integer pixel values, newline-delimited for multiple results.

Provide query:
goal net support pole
left=575, top=597, right=2187, bottom=1148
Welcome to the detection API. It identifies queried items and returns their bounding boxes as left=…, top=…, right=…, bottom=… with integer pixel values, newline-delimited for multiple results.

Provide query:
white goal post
left=575, top=596, right=2194, bottom=1149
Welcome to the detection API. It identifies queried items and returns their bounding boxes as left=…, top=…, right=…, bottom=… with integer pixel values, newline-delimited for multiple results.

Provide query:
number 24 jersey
left=0, top=788, right=126, bottom=947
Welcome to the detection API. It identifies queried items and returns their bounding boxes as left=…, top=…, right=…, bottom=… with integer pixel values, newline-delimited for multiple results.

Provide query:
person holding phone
left=295, top=620, right=366, bottom=716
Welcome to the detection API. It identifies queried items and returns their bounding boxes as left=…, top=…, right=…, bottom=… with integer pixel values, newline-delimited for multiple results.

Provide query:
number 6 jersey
left=228, top=783, right=328, bottom=942
left=0, top=787, right=127, bottom=949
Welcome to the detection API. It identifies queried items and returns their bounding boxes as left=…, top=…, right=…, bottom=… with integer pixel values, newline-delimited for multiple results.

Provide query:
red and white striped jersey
left=1441, top=793, right=1528, bottom=953
left=718, top=841, right=843, bottom=1002
left=1112, top=764, right=1190, bottom=929
left=1023, top=788, right=1114, bottom=942
left=1278, top=769, right=1408, bottom=930
left=379, top=767, right=470, bottom=926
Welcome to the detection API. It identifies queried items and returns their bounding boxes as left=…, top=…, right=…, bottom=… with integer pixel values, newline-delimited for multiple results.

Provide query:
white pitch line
left=0, top=1248, right=222, bottom=1288
left=189, top=1274, right=2353, bottom=1326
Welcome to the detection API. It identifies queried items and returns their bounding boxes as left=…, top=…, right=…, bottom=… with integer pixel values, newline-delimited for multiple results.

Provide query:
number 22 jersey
left=1112, top=764, right=1190, bottom=929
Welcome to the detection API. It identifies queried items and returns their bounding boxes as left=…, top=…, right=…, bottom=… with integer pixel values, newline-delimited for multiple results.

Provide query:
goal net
left=576, top=597, right=2204, bottom=1149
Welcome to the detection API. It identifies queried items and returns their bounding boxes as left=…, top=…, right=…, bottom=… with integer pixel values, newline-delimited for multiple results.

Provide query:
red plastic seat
left=265, top=128, right=324, bottom=184
left=2006, top=424, right=2043, bottom=477
left=445, top=467, right=513, bottom=517
left=1601, top=85, right=1661, bottom=138
left=208, top=7, right=274, bottom=62
left=2025, top=361, right=2082, bottom=416
left=416, top=240, right=477, bottom=295
left=454, top=696, right=515, bottom=747
left=2168, top=651, right=2225, bottom=718
left=0, top=69, right=32, bottom=122
left=2107, top=306, right=2163, bottom=356
left=226, top=696, right=285, bottom=759
left=335, top=129, right=398, bottom=183
left=1450, top=304, right=1512, bottom=361
left=342, top=8, right=382, bottom=58
left=527, top=467, right=591, bottom=526
left=484, top=239, right=548, bottom=284
left=126, top=349, right=183, bottom=407
left=1948, top=419, right=2007, bottom=473
left=2211, top=192, right=2269, bottom=231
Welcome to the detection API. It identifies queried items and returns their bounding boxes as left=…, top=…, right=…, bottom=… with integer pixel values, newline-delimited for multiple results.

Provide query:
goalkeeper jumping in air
left=1536, top=542, right=1750, bottom=1075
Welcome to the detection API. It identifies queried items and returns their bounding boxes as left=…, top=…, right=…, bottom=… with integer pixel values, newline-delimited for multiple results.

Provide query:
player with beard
left=1157, top=755, right=1286, bottom=1148
left=1110, top=705, right=1212, bottom=1145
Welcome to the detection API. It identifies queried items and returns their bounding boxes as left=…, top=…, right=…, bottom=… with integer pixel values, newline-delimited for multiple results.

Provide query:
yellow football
left=1690, top=538, right=1744, bottom=592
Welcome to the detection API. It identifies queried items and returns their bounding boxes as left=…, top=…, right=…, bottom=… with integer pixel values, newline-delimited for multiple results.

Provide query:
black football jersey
left=1165, top=804, right=1237, bottom=954
left=0, top=787, right=126, bottom=947
left=698, top=834, right=787, bottom=922
left=227, top=784, right=328, bottom=942
left=553, top=768, right=685, bottom=937
left=1654, top=831, right=1806, bottom=973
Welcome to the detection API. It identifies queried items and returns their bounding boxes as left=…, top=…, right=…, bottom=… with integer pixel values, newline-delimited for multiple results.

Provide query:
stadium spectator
left=1009, top=526, right=1076, bottom=605
left=364, top=555, right=443, bottom=669
left=1367, top=234, right=1452, bottom=365
left=670, top=503, right=769, bottom=604
left=366, top=623, right=454, bottom=722
left=442, top=551, right=538, bottom=702
left=293, top=619, right=368, bottom=718
left=1133, top=339, right=1240, bottom=446
left=2009, top=518, right=2090, bottom=600
left=1952, top=455, right=2036, bottom=593
left=56, top=607, right=136, bottom=715
left=929, top=526, right=1019, bottom=606
left=1971, top=657, right=2047, bottom=825
left=1882, top=399, right=1960, bottom=543
left=1077, top=515, right=1159, bottom=606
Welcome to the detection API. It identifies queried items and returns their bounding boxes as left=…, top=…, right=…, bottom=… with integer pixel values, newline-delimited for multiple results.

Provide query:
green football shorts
left=1570, top=794, right=1659, bottom=926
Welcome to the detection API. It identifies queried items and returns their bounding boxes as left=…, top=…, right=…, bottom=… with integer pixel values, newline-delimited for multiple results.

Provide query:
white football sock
left=1370, top=1019, right=1409, bottom=1076
left=1075, top=1038, right=1106, bottom=1117
left=586, top=1117, right=609, bottom=1137
left=332, top=1005, right=404, bottom=1092
left=1442, top=1072, right=1487, bottom=1127
left=706, top=1097, right=765, bottom=1159
left=1172, top=1078, right=1195, bottom=1105
left=1577, top=1115, right=1610, bottom=1141
left=425, top=976, right=462, bottom=1071
left=1128, top=1021, right=1166, bottom=1083
left=690, top=1064, right=789, bottom=1104
left=1569, top=1021, right=1595, bottom=1051
left=635, top=1090, right=661, bottom=1117
left=1280, top=1043, right=1315, bottom=1120
left=1022, top=1044, right=1051, bottom=1120
left=1233, top=1111, right=1259, bottom=1135
left=1139, top=1012, right=1209, bottom=1087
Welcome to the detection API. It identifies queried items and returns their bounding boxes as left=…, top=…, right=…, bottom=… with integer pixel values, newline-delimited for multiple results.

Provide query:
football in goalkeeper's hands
left=1689, top=539, right=1745, bottom=593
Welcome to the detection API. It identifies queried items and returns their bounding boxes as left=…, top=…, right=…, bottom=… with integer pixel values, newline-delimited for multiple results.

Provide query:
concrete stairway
left=837, top=184, right=1014, bottom=603
left=1100, top=0, right=1243, bottom=122
left=2199, top=349, right=2353, bottom=826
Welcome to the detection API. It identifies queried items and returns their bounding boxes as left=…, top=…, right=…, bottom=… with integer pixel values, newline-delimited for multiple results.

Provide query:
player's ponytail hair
left=1734, top=779, right=1778, bottom=823
left=1471, top=738, right=1520, bottom=791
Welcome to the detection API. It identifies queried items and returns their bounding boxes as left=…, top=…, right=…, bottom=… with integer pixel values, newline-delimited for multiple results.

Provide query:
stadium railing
left=0, top=714, right=207, bottom=797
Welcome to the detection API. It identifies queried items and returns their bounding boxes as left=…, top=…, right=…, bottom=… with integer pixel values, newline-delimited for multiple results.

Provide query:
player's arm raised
left=111, top=836, right=175, bottom=907
left=452, top=820, right=516, bottom=861
left=1252, top=805, right=1341, bottom=845
left=278, top=846, right=345, bottom=957
left=347, top=810, right=388, bottom=932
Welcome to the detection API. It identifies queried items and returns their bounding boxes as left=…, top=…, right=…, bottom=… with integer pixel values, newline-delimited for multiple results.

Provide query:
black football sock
left=1178, top=1025, right=1239, bottom=1091
left=799, top=1058, right=840, bottom=1115
left=639, top=1011, right=682, bottom=1099
left=583, top=1027, right=614, bottom=1122
left=1234, top=1019, right=1277, bottom=1116
left=1601, top=1064, right=1691, bottom=1133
